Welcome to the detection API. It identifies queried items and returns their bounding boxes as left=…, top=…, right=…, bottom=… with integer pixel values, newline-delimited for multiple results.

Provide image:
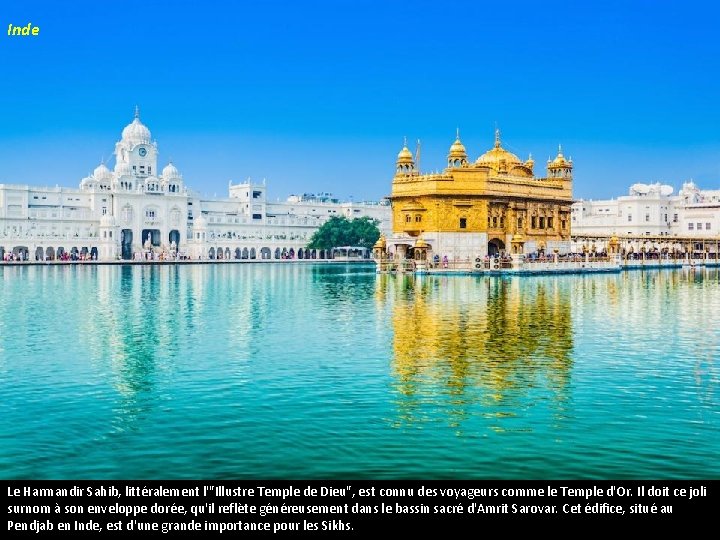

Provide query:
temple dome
left=93, top=163, right=112, bottom=180
left=162, top=162, right=181, bottom=179
left=549, top=145, right=572, bottom=167
left=448, top=133, right=467, bottom=158
left=476, top=129, right=521, bottom=167
left=397, top=145, right=413, bottom=162
left=121, top=108, right=151, bottom=144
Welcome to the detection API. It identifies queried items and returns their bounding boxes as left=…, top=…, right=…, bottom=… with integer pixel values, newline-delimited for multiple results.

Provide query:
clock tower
left=113, top=106, right=158, bottom=179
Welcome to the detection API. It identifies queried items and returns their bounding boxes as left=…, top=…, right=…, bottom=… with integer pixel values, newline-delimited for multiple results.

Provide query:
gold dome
left=414, top=238, right=428, bottom=249
left=549, top=144, right=572, bottom=167
left=448, top=138, right=466, bottom=156
left=397, top=146, right=413, bottom=160
left=397, top=137, right=414, bottom=163
left=476, top=129, right=522, bottom=168
left=373, top=235, right=387, bottom=249
left=448, top=128, right=467, bottom=158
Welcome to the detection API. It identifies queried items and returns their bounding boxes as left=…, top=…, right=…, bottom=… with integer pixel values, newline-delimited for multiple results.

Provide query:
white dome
left=162, top=162, right=181, bottom=179
left=121, top=111, right=151, bottom=145
left=194, top=215, right=208, bottom=228
left=93, top=163, right=112, bottom=180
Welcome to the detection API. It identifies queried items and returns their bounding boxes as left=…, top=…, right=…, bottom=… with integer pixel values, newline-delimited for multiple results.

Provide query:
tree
left=307, top=216, right=381, bottom=250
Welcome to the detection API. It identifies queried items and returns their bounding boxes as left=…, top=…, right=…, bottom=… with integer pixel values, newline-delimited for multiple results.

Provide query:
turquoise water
left=0, top=263, right=718, bottom=479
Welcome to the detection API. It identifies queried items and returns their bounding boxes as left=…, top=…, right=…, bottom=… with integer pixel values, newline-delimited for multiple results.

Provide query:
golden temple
left=383, top=129, right=573, bottom=262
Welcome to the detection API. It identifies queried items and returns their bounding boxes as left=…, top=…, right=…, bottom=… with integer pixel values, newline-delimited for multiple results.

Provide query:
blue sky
left=0, top=0, right=718, bottom=201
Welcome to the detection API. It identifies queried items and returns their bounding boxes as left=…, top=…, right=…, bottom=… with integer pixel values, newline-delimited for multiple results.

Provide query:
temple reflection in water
left=378, top=273, right=574, bottom=429
left=2, top=263, right=718, bottom=478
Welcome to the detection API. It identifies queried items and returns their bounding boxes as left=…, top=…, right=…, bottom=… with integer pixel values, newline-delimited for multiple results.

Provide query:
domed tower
left=447, top=129, right=468, bottom=168
left=93, top=162, right=113, bottom=191
left=113, top=106, right=158, bottom=182
left=162, top=162, right=183, bottom=194
left=547, top=145, right=573, bottom=179
left=395, top=137, right=416, bottom=176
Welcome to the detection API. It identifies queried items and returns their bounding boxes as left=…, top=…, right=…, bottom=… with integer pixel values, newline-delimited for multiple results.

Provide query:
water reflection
left=379, top=268, right=720, bottom=435
left=1, top=263, right=719, bottom=478
left=91, top=266, right=168, bottom=433
left=379, top=274, right=573, bottom=430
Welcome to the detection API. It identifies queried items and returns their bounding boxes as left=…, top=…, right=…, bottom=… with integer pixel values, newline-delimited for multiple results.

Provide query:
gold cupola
left=547, top=144, right=573, bottom=178
left=395, top=137, right=416, bottom=176
left=476, top=128, right=522, bottom=172
left=447, top=128, right=468, bottom=168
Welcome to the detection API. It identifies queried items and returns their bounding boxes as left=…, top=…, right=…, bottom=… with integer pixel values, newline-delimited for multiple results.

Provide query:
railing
left=0, top=232, right=99, bottom=241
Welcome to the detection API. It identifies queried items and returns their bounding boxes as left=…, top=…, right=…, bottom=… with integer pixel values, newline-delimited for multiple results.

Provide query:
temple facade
left=0, top=110, right=390, bottom=262
left=383, top=130, right=574, bottom=262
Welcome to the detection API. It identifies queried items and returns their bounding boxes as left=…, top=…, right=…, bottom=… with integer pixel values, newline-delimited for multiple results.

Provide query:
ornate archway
left=487, top=238, right=505, bottom=257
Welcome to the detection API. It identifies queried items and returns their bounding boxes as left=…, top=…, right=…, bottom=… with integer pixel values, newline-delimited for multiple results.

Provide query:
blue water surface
left=0, top=263, right=718, bottom=479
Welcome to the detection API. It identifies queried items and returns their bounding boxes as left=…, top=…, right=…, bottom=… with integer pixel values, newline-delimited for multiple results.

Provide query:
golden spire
left=494, top=127, right=501, bottom=148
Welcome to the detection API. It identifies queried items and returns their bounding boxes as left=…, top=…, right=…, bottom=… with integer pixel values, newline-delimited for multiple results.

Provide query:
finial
left=558, top=144, right=563, bottom=155
left=456, top=127, right=460, bottom=140
left=134, top=105, right=140, bottom=119
left=528, top=153, right=533, bottom=160
left=403, top=135, right=408, bottom=148
left=495, top=127, right=501, bottom=148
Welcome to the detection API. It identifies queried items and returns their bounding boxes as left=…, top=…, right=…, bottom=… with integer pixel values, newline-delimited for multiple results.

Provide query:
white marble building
left=0, top=110, right=390, bottom=261
left=572, top=181, right=720, bottom=238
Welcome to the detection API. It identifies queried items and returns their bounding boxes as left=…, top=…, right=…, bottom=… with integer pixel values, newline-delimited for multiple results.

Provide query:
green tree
left=307, top=216, right=381, bottom=250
